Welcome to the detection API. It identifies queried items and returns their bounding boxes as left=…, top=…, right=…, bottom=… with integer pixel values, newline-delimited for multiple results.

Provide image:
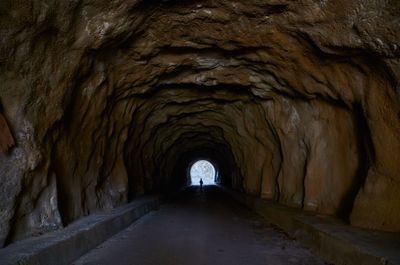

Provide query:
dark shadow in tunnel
left=123, top=121, right=243, bottom=201
left=155, top=133, right=243, bottom=196
left=337, top=103, right=375, bottom=222
left=164, top=145, right=238, bottom=193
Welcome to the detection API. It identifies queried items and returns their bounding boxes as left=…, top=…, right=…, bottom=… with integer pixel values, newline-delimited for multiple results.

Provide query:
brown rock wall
left=0, top=0, right=399, bottom=246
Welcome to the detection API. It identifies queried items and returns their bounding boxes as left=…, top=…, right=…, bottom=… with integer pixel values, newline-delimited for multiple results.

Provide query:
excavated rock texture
left=0, top=110, right=15, bottom=153
left=0, top=0, right=399, bottom=246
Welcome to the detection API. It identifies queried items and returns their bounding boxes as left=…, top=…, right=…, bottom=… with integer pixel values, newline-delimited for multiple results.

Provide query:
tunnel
left=0, top=0, right=400, bottom=264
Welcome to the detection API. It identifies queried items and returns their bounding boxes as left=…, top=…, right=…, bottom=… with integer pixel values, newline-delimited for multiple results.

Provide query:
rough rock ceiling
left=0, top=0, right=399, bottom=246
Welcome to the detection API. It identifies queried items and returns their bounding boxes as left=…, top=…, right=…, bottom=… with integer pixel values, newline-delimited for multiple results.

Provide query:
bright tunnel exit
left=190, top=160, right=216, bottom=185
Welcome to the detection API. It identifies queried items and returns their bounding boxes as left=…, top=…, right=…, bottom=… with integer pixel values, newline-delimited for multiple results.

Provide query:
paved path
left=74, top=186, right=327, bottom=265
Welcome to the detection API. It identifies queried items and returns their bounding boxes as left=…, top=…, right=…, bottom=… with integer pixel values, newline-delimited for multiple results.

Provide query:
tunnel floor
left=73, top=186, right=327, bottom=265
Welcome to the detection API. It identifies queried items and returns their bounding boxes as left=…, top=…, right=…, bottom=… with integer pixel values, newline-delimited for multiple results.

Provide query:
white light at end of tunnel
left=190, top=160, right=216, bottom=185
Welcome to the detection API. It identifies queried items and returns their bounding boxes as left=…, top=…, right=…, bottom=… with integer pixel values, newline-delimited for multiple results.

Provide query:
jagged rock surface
left=0, top=0, right=399, bottom=246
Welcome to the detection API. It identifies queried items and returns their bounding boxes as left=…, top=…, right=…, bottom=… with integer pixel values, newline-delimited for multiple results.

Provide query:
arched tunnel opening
left=127, top=132, right=243, bottom=198
left=188, top=159, right=217, bottom=186
left=0, top=0, right=399, bottom=264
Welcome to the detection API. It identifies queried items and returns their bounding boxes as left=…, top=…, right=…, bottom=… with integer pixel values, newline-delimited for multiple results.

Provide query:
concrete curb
left=0, top=196, right=159, bottom=265
left=220, top=186, right=400, bottom=265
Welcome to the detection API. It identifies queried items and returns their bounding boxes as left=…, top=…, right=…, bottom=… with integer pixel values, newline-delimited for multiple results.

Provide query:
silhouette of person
left=199, top=178, right=203, bottom=192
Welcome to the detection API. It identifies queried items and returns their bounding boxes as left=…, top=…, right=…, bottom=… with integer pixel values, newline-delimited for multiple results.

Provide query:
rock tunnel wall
left=0, top=0, right=399, bottom=246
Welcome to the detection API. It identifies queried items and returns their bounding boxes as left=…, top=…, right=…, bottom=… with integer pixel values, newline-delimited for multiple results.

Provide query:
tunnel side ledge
left=0, top=196, right=160, bottom=265
left=218, top=185, right=400, bottom=265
